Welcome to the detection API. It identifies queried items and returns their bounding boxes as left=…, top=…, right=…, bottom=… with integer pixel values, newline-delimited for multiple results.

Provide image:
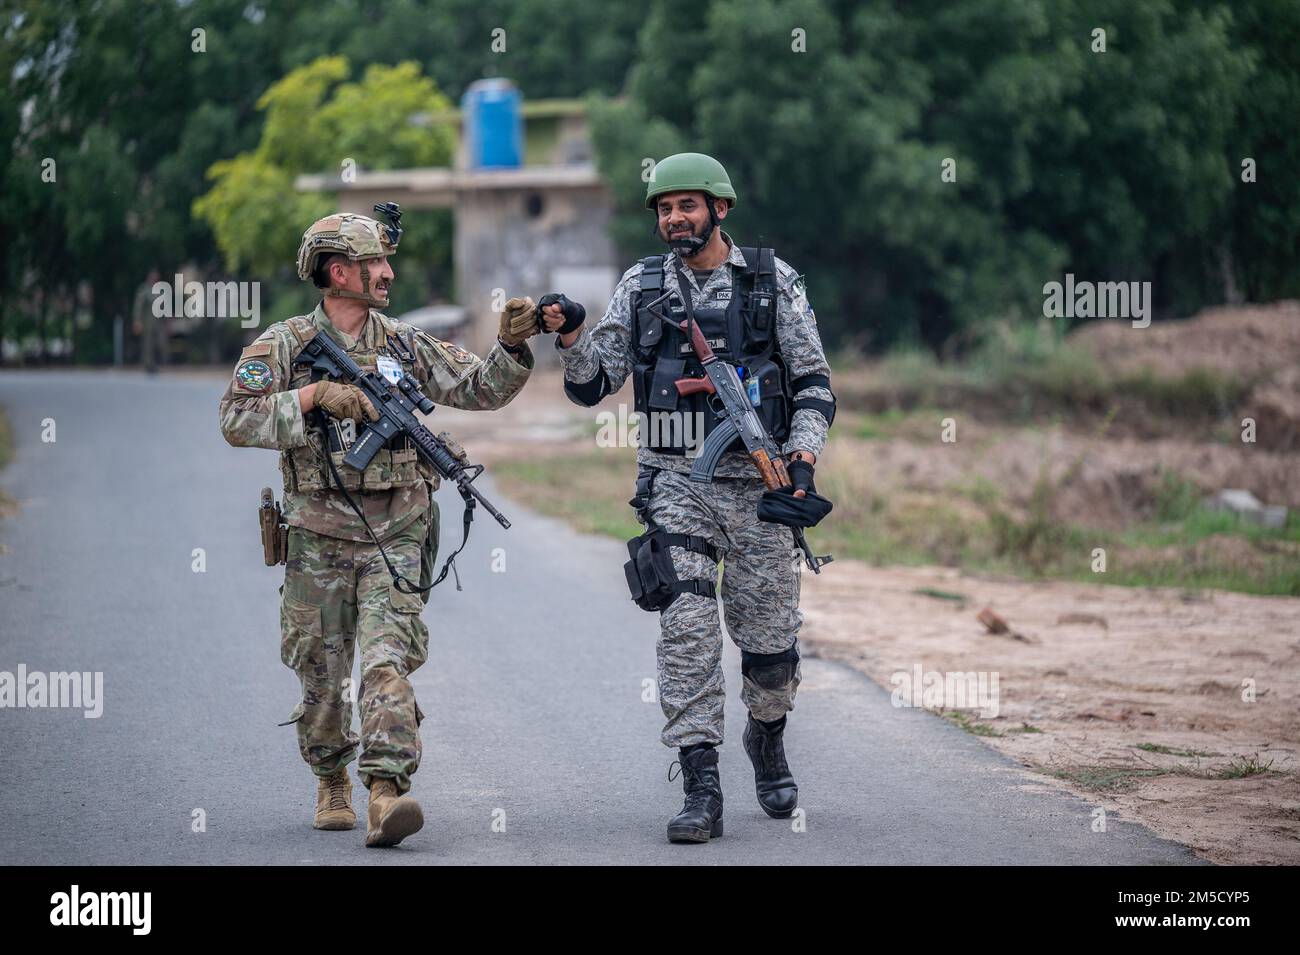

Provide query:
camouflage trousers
left=645, top=468, right=803, bottom=749
left=279, top=519, right=428, bottom=793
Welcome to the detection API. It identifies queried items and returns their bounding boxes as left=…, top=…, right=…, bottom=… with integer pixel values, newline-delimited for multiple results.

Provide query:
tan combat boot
left=313, top=768, right=356, bottom=831
left=365, top=777, right=424, bottom=848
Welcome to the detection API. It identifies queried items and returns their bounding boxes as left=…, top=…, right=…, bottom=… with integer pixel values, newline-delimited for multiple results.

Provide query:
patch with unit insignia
left=441, top=341, right=475, bottom=365
left=235, top=359, right=274, bottom=392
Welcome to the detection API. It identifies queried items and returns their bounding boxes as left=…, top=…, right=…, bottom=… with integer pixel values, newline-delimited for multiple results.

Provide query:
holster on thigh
left=623, top=527, right=719, bottom=613
left=623, top=465, right=720, bottom=613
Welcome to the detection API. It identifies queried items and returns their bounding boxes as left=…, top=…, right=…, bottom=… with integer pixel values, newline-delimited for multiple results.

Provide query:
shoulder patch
left=235, top=358, right=275, bottom=393
left=417, top=331, right=477, bottom=380
left=438, top=341, right=476, bottom=366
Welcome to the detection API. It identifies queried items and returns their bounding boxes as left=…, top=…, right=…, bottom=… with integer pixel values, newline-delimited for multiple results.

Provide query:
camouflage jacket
left=555, top=232, right=833, bottom=478
left=220, top=303, right=532, bottom=542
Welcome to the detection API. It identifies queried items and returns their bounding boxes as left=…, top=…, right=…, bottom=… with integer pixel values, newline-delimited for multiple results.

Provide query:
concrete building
left=295, top=96, right=620, bottom=358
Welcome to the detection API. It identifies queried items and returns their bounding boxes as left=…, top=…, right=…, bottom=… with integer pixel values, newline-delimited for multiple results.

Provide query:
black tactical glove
left=788, top=459, right=816, bottom=495
left=535, top=293, right=586, bottom=335
left=757, top=459, right=833, bottom=528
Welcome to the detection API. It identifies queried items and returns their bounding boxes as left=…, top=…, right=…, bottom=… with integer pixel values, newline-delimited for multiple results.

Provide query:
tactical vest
left=631, top=247, right=790, bottom=456
left=279, top=314, right=435, bottom=494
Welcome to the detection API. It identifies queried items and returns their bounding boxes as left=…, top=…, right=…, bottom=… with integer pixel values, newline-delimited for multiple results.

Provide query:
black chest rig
left=631, top=247, right=790, bottom=456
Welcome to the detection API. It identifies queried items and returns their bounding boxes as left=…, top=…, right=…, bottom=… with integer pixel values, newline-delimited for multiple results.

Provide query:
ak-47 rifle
left=647, top=264, right=832, bottom=574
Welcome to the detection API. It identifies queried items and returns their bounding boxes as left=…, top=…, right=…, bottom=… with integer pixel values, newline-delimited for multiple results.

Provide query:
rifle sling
left=316, top=413, right=472, bottom=594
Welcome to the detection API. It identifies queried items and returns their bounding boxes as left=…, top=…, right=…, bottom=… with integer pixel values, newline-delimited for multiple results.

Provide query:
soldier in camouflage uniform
left=544, top=154, right=836, bottom=843
left=220, top=209, right=540, bottom=847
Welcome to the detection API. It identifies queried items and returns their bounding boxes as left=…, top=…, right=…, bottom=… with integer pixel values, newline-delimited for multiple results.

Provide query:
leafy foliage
left=2, top=0, right=1297, bottom=361
left=193, top=56, right=455, bottom=279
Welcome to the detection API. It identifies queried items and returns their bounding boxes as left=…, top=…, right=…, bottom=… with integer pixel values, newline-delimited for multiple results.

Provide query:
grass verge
left=491, top=444, right=1300, bottom=596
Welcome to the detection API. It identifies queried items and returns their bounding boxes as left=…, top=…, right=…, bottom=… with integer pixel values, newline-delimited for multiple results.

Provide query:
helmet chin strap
left=324, top=260, right=388, bottom=308
left=658, top=203, right=719, bottom=258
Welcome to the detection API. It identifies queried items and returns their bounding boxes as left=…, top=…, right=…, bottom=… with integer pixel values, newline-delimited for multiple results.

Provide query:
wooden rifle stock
left=750, top=448, right=792, bottom=491
left=674, top=375, right=716, bottom=397
left=675, top=318, right=716, bottom=362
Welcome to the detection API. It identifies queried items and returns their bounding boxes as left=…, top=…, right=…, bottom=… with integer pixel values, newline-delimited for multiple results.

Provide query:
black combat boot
left=743, top=713, right=798, bottom=818
left=666, top=743, right=723, bottom=843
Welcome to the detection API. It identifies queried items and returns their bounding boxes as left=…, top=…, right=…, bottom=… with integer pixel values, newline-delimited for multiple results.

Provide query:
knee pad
left=741, top=644, right=800, bottom=690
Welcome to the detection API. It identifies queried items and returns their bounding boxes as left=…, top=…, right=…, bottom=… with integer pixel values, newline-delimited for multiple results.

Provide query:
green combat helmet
left=644, top=153, right=736, bottom=257
left=296, top=202, right=404, bottom=307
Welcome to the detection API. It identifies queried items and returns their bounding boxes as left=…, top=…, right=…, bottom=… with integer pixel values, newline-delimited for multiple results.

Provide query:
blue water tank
left=462, top=79, right=522, bottom=169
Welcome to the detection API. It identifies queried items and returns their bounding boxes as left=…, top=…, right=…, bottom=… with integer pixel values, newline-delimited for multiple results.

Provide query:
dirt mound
left=1069, top=300, right=1300, bottom=381
left=1070, top=300, right=1300, bottom=451
left=845, top=425, right=1298, bottom=529
left=1247, top=365, right=1300, bottom=452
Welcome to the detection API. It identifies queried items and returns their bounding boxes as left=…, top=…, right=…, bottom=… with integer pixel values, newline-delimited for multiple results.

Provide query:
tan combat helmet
left=296, top=203, right=403, bottom=307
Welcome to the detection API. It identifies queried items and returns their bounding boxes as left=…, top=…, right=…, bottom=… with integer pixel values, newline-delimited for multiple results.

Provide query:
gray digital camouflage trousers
left=646, top=468, right=803, bottom=748
left=279, top=518, right=428, bottom=793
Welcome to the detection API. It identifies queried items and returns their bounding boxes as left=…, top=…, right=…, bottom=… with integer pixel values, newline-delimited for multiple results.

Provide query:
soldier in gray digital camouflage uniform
left=220, top=208, right=541, bottom=847
left=544, top=153, right=836, bottom=843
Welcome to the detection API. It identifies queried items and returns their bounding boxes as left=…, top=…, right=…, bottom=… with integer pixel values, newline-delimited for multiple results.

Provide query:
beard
left=662, top=220, right=703, bottom=243
left=663, top=216, right=714, bottom=257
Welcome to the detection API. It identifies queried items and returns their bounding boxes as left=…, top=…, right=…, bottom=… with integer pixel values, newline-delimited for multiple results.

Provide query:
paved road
left=0, top=370, right=1203, bottom=865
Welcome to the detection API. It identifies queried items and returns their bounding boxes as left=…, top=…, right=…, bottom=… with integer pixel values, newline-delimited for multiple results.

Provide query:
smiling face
left=330, top=255, right=395, bottom=304
left=655, top=191, right=727, bottom=245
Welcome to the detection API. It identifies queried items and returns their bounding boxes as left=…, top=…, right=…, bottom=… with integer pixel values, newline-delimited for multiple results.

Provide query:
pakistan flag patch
left=236, top=359, right=274, bottom=392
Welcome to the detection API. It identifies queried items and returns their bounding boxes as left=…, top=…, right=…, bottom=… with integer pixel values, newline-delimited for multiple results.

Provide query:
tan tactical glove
left=499, top=296, right=539, bottom=347
left=315, top=381, right=379, bottom=422
left=437, top=431, right=469, bottom=465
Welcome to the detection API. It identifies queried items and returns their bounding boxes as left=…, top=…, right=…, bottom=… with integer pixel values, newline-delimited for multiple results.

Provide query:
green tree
left=593, top=0, right=1269, bottom=351
left=193, top=55, right=456, bottom=315
left=1220, top=0, right=1300, bottom=303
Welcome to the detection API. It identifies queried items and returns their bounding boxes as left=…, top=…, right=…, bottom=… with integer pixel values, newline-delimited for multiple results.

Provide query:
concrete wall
left=454, top=184, right=619, bottom=359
